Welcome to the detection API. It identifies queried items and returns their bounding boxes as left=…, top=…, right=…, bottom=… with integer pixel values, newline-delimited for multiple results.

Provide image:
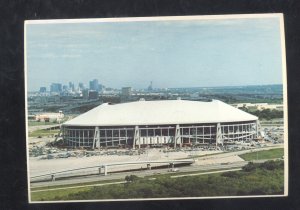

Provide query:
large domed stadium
left=62, top=99, right=259, bottom=149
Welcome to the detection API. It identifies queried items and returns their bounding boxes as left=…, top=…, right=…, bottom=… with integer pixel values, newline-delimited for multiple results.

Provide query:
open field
left=28, top=121, right=59, bottom=126
left=239, top=148, right=284, bottom=161
left=31, top=186, right=93, bottom=201
left=29, top=129, right=60, bottom=138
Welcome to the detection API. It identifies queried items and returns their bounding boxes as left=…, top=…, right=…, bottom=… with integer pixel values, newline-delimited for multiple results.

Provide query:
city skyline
left=32, top=79, right=283, bottom=93
left=26, top=15, right=284, bottom=92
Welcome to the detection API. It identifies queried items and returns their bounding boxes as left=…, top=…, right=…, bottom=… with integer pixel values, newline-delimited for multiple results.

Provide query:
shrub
left=242, top=162, right=257, bottom=172
left=259, top=160, right=283, bottom=170
left=125, top=175, right=139, bottom=182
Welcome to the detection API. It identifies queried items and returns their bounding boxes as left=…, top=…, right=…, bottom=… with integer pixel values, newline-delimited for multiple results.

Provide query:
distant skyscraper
left=39, top=87, right=46, bottom=93
left=62, top=85, right=68, bottom=92
left=98, top=83, right=104, bottom=92
left=69, top=82, right=75, bottom=92
left=78, top=83, right=84, bottom=90
left=89, top=79, right=99, bottom=92
left=122, top=87, right=132, bottom=96
left=148, top=81, right=153, bottom=91
left=50, top=83, right=62, bottom=93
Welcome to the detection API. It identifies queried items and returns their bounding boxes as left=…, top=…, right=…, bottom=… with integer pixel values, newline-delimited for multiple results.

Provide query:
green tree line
left=48, top=160, right=283, bottom=200
left=239, top=107, right=283, bottom=120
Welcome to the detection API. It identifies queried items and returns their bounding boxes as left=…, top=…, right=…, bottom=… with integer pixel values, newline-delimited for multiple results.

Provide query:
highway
left=31, top=168, right=244, bottom=193
left=31, top=160, right=248, bottom=188
left=30, top=144, right=283, bottom=189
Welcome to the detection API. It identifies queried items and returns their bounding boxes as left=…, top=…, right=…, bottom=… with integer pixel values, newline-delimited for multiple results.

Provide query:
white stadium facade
left=62, top=99, right=259, bottom=149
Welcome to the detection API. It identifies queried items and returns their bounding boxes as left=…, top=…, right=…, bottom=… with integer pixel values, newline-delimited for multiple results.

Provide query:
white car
left=168, top=168, right=179, bottom=172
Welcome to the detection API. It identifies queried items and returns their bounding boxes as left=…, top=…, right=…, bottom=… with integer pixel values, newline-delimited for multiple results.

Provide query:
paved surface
left=30, top=161, right=248, bottom=188
left=30, top=144, right=283, bottom=189
left=31, top=168, right=244, bottom=192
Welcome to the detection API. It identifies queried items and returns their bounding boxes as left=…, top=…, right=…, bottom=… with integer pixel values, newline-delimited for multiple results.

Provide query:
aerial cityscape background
left=26, top=16, right=284, bottom=114
left=26, top=16, right=283, bottom=92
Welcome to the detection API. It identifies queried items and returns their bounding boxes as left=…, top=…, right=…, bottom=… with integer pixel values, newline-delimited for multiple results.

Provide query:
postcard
left=25, top=14, right=288, bottom=203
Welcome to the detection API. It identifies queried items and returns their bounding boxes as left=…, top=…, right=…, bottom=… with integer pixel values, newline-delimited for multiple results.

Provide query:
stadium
left=61, top=99, right=259, bottom=149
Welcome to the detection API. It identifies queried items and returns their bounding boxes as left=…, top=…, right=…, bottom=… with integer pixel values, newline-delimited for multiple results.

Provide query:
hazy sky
left=26, top=16, right=284, bottom=91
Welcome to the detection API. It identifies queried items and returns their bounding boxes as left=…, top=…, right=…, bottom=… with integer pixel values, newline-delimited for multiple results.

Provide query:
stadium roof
left=63, top=99, right=258, bottom=127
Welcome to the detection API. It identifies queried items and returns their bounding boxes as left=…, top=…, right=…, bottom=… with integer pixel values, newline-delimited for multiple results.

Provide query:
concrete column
left=147, top=163, right=151, bottom=170
left=93, top=126, right=99, bottom=149
left=54, top=127, right=62, bottom=142
left=256, top=120, right=260, bottom=138
left=104, top=165, right=108, bottom=176
left=134, top=125, right=140, bottom=149
left=216, top=123, right=223, bottom=146
left=169, top=163, right=174, bottom=169
left=174, top=124, right=181, bottom=148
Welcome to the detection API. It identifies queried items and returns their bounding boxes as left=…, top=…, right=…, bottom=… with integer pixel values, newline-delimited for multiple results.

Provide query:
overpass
left=30, top=159, right=194, bottom=182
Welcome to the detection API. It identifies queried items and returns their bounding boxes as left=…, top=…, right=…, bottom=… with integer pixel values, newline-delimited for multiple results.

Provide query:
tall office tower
left=69, top=82, right=75, bottom=92
left=50, top=83, right=62, bottom=93
left=98, top=83, right=104, bottom=92
left=148, top=81, right=153, bottom=91
left=62, top=85, right=68, bottom=92
left=89, top=79, right=99, bottom=91
left=39, top=87, right=46, bottom=93
left=78, top=82, right=84, bottom=91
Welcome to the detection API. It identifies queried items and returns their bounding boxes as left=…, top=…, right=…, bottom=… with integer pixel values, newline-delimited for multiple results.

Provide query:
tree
left=260, top=160, right=283, bottom=170
left=125, top=175, right=139, bottom=183
left=242, top=162, right=256, bottom=172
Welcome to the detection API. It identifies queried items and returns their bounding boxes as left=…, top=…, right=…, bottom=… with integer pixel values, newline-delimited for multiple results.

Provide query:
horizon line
left=28, top=83, right=283, bottom=92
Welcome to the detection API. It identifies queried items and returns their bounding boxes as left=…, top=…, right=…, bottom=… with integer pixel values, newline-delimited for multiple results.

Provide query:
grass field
left=28, top=121, right=58, bottom=126
left=239, top=148, right=284, bottom=161
left=31, top=186, right=93, bottom=201
left=29, top=129, right=60, bottom=137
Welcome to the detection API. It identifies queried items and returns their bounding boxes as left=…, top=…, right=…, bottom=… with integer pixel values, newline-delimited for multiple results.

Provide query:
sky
left=26, top=15, right=284, bottom=91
